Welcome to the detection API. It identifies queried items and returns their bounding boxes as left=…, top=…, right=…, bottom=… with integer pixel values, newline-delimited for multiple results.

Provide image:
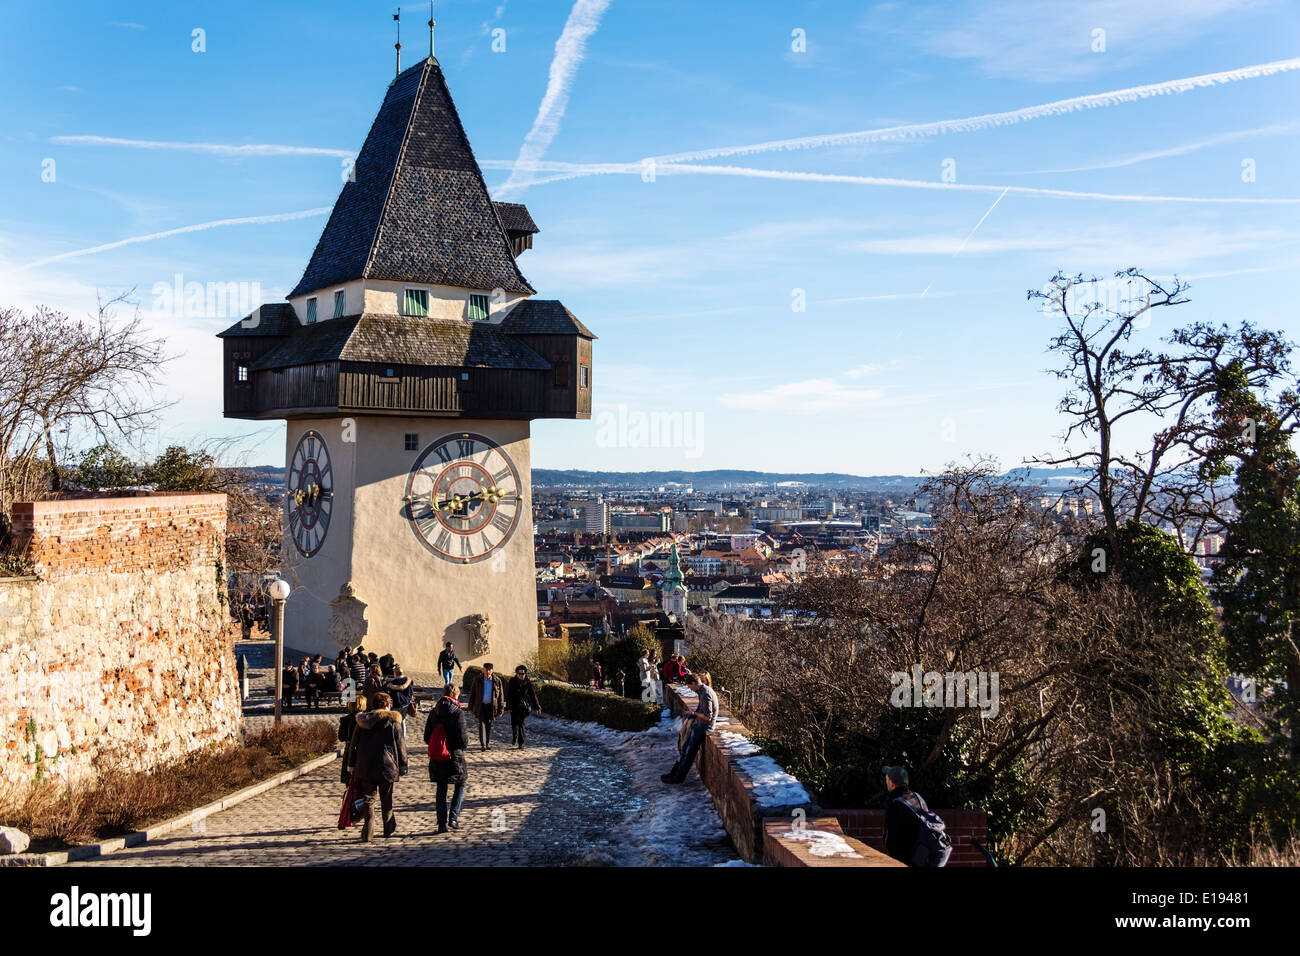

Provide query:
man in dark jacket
left=383, top=665, right=415, bottom=738
left=437, top=642, right=461, bottom=688
left=466, top=664, right=505, bottom=751
left=425, top=684, right=469, bottom=833
left=883, top=765, right=939, bottom=865
left=505, top=665, right=543, bottom=748
left=347, top=691, right=408, bottom=841
left=281, top=663, right=298, bottom=711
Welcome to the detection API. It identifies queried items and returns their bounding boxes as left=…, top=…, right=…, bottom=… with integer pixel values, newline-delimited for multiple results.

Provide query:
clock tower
left=218, top=55, right=594, bottom=673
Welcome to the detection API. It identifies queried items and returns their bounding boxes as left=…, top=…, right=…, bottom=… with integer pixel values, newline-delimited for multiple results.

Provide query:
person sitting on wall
left=660, top=672, right=718, bottom=785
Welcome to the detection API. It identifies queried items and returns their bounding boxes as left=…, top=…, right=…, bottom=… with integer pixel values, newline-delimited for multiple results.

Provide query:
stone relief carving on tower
left=327, top=582, right=369, bottom=649
left=465, top=613, right=492, bottom=656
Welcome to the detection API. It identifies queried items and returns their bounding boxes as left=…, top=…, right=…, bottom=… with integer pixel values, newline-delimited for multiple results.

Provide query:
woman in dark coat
left=505, top=665, right=543, bottom=749
left=425, top=684, right=469, bottom=833
left=347, top=691, right=407, bottom=842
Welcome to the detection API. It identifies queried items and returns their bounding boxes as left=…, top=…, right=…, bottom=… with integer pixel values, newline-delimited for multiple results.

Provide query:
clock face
left=404, top=432, right=522, bottom=564
left=287, top=430, right=334, bottom=558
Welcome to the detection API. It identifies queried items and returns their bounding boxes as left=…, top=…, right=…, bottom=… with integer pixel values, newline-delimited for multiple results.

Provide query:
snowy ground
left=531, top=710, right=742, bottom=867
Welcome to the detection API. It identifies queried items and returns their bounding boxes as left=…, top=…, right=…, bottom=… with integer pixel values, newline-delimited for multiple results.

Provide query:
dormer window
left=404, top=288, right=429, bottom=316
left=468, top=293, right=490, bottom=321
left=305, top=297, right=318, bottom=324
left=236, top=365, right=249, bottom=382
left=333, top=289, right=346, bottom=318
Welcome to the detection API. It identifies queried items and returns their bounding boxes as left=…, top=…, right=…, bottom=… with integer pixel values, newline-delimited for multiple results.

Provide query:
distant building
left=661, top=543, right=688, bottom=618
left=585, top=498, right=609, bottom=534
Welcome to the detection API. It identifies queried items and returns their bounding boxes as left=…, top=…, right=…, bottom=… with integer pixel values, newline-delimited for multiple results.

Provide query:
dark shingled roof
left=288, top=59, right=534, bottom=299
left=497, top=299, right=596, bottom=339
left=493, top=201, right=539, bottom=235
left=217, top=302, right=297, bottom=337
left=249, top=314, right=551, bottom=372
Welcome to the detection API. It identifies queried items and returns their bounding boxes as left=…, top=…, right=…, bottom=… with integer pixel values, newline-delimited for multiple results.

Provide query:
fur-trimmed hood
left=355, top=708, right=403, bottom=728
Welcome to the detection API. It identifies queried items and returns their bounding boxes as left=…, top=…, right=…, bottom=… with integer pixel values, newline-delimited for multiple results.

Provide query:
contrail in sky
left=495, top=0, right=612, bottom=197
left=50, top=135, right=354, bottom=158
left=19, top=208, right=331, bottom=270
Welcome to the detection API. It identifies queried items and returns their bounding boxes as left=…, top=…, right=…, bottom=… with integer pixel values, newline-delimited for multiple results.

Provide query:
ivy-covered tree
left=1205, top=363, right=1300, bottom=757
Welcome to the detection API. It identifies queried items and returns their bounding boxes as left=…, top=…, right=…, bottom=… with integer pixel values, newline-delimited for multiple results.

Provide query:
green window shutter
left=305, top=297, right=317, bottom=323
left=333, top=290, right=345, bottom=318
left=468, top=294, right=490, bottom=321
left=404, top=289, right=428, bottom=316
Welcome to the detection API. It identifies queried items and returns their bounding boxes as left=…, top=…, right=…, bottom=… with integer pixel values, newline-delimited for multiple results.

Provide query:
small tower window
left=333, top=290, right=346, bottom=318
left=579, top=364, right=590, bottom=388
left=305, top=297, right=318, bottom=323
left=467, top=293, right=490, bottom=321
left=236, top=365, right=249, bottom=382
left=553, top=356, right=570, bottom=389
left=403, top=288, right=429, bottom=316
left=403, top=433, right=419, bottom=452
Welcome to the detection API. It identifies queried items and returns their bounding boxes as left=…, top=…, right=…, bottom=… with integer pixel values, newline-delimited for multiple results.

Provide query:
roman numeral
left=434, top=528, right=451, bottom=554
left=480, top=532, right=493, bottom=554
left=458, top=438, right=475, bottom=457
left=491, top=512, right=513, bottom=535
left=434, top=444, right=453, bottom=464
left=460, top=535, right=473, bottom=557
left=493, top=467, right=511, bottom=482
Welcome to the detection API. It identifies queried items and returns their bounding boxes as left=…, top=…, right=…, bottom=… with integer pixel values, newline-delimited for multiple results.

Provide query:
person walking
left=636, top=650, right=656, bottom=703
left=384, top=665, right=415, bottom=739
left=425, top=683, right=469, bottom=833
left=883, top=765, right=952, bottom=867
left=346, top=691, right=407, bottom=842
left=338, top=695, right=367, bottom=785
left=466, top=663, right=505, bottom=751
left=437, top=642, right=462, bottom=688
left=660, top=672, right=718, bottom=785
left=591, top=660, right=604, bottom=689
left=362, top=657, right=386, bottom=699
left=505, top=665, right=543, bottom=748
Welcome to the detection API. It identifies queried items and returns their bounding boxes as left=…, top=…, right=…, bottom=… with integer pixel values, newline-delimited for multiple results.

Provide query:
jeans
left=668, top=723, right=708, bottom=781
left=436, top=778, right=466, bottom=829
left=442, top=668, right=454, bottom=687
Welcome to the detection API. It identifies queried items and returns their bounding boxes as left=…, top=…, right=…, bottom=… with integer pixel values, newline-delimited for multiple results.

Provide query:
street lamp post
left=269, top=578, right=292, bottom=724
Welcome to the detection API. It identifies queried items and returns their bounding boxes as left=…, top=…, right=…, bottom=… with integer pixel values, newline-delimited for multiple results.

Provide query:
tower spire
left=393, top=8, right=402, bottom=78
left=428, top=1, right=436, bottom=61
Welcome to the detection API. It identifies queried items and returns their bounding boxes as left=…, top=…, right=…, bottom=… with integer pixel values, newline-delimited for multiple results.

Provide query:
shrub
left=538, top=636, right=594, bottom=684
left=603, top=625, right=661, bottom=698
left=536, top=682, right=659, bottom=732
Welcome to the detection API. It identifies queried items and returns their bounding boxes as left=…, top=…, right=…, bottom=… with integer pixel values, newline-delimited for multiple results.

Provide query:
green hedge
left=536, top=682, right=660, bottom=732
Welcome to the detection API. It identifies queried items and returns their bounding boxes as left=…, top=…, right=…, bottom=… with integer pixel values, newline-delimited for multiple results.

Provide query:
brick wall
left=0, top=493, right=242, bottom=797
left=829, top=808, right=991, bottom=867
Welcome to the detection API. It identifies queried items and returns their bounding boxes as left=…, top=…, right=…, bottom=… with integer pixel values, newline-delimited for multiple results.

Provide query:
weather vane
left=429, top=1, right=436, bottom=61
left=393, top=8, right=402, bottom=77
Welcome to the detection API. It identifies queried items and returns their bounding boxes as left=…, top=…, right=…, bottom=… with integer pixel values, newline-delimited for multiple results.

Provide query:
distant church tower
left=218, top=53, right=595, bottom=672
left=662, top=543, right=687, bottom=619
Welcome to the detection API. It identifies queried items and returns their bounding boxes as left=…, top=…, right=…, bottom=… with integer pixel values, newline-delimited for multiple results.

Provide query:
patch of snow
left=736, top=755, right=812, bottom=807
left=780, top=827, right=861, bottom=859
left=718, top=731, right=761, bottom=757
left=713, top=858, right=758, bottom=866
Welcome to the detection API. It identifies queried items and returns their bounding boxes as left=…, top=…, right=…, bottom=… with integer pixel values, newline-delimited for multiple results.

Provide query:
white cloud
left=720, top=378, right=885, bottom=414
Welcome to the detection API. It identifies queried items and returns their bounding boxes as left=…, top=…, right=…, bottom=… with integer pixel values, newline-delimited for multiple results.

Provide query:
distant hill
left=531, top=467, right=1094, bottom=491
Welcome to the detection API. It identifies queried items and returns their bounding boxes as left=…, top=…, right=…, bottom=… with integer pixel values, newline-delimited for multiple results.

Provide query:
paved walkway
left=74, top=693, right=736, bottom=866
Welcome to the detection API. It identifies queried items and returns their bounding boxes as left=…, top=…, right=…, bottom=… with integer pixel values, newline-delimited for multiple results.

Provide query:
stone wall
left=0, top=494, right=241, bottom=797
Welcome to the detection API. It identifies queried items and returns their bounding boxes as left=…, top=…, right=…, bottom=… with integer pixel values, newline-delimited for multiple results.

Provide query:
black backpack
left=894, top=794, right=953, bottom=868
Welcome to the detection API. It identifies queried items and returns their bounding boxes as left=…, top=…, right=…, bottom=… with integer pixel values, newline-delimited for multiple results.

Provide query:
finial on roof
left=393, top=8, right=402, bottom=78
left=434, top=0, right=444, bottom=61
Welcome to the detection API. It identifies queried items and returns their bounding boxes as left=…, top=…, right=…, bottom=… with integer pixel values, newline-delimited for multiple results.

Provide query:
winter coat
left=885, top=789, right=926, bottom=865
left=282, top=667, right=299, bottom=691
left=338, top=712, right=358, bottom=784
left=384, top=675, right=414, bottom=713
left=636, top=657, right=655, bottom=685
left=362, top=669, right=386, bottom=700
left=348, top=709, right=408, bottom=783
left=663, top=660, right=682, bottom=682
left=506, top=676, right=541, bottom=713
left=348, top=659, right=366, bottom=686
left=437, top=649, right=461, bottom=672
left=425, top=696, right=469, bottom=784
left=466, top=674, right=505, bottom=721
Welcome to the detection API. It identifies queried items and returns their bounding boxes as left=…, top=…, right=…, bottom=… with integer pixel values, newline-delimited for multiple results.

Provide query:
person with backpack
left=424, top=683, right=469, bottom=833
left=347, top=691, right=407, bottom=841
left=883, top=765, right=952, bottom=867
left=466, top=663, right=505, bottom=751
left=437, top=642, right=462, bottom=688
left=505, top=665, right=543, bottom=748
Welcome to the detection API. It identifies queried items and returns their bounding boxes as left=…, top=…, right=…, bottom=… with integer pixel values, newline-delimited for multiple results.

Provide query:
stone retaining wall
left=829, top=808, right=992, bottom=867
left=1, top=494, right=241, bottom=798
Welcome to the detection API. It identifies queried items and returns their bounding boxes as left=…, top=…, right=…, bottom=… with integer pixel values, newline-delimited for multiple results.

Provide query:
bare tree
left=0, top=296, right=170, bottom=535
left=1027, top=268, right=1292, bottom=560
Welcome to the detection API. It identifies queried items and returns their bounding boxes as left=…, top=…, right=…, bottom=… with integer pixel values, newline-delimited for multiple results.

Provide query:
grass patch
left=0, top=720, right=336, bottom=854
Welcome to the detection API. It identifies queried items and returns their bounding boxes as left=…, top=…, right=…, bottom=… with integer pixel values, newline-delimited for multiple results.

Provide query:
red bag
left=427, top=721, right=451, bottom=761
left=338, top=774, right=359, bottom=829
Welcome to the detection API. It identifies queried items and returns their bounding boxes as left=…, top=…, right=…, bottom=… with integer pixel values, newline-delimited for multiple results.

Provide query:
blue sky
left=1, top=0, right=1298, bottom=475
